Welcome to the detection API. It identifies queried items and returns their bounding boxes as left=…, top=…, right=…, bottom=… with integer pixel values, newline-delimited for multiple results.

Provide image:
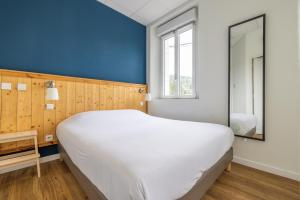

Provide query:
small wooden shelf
left=0, top=131, right=38, bottom=143
left=0, top=153, right=40, bottom=168
left=0, top=130, right=40, bottom=177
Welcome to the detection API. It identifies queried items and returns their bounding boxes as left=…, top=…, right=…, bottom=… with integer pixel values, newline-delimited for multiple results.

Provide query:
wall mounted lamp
left=45, top=80, right=59, bottom=101
left=138, top=88, right=144, bottom=93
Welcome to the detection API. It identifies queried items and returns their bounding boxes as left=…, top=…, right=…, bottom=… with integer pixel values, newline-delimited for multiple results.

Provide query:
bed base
left=226, top=162, right=232, bottom=172
left=245, top=127, right=256, bottom=137
left=58, top=143, right=233, bottom=200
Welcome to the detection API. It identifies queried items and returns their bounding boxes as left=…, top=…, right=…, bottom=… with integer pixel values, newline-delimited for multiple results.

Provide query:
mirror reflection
left=229, top=15, right=265, bottom=140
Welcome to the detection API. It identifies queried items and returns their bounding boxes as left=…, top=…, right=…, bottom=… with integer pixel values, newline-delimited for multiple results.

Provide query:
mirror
left=228, top=14, right=265, bottom=141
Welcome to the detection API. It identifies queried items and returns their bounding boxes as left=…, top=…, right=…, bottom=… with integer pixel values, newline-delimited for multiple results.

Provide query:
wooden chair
left=0, top=130, right=40, bottom=177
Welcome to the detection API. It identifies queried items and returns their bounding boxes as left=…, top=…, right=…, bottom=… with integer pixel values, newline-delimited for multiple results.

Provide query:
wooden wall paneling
left=119, top=86, right=126, bottom=109
left=139, top=88, right=147, bottom=113
left=0, top=75, right=2, bottom=152
left=99, top=84, right=104, bottom=110
left=66, top=82, right=76, bottom=118
left=107, top=85, right=114, bottom=110
left=133, top=87, right=139, bottom=110
left=0, top=75, right=1, bottom=131
left=136, top=87, right=143, bottom=112
left=114, top=85, right=126, bottom=110
left=55, top=81, right=67, bottom=125
left=85, top=83, right=93, bottom=111
left=133, top=87, right=146, bottom=112
left=99, top=83, right=114, bottom=110
left=16, top=77, right=33, bottom=148
left=93, top=83, right=100, bottom=110
left=44, top=80, right=56, bottom=145
left=113, top=86, right=119, bottom=110
left=129, top=87, right=135, bottom=109
left=85, top=83, right=99, bottom=111
left=75, top=82, right=85, bottom=113
left=31, top=79, right=45, bottom=145
left=0, top=76, right=18, bottom=152
left=124, top=87, right=130, bottom=109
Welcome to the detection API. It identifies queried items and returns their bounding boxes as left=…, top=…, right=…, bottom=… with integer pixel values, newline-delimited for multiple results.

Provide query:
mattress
left=57, top=110, right=234, bottom=200
left=230, top=113, right=257, bottom=136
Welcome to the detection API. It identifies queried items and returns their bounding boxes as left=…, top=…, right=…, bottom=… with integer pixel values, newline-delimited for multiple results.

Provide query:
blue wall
left=0, top=0, right=146, bottom=84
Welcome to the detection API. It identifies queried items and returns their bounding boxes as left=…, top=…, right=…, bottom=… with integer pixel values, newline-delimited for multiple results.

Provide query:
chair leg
left=36, top=158, right=41, bottom=178
left=33, top=135, right=41, bottom=178
left=225, top=162, right=232, bottom=172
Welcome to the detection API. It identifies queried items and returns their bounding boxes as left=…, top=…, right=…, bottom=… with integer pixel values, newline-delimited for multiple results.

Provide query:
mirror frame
left=228, top=14, right=266, bottom=141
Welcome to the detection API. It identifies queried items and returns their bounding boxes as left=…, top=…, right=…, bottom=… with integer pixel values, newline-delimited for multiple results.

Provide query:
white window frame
left=161, top=23, right=196, bottom=99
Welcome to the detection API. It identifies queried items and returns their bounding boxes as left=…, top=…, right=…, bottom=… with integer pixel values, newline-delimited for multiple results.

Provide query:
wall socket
left=46, top=104, right=55, bottom=110
left=45, top=134, right=54, bottom=142
left=17, top=83, right=27, bottom=91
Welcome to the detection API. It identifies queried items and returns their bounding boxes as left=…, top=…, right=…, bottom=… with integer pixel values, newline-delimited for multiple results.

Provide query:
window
left=162, top=23, right=195, bottom=98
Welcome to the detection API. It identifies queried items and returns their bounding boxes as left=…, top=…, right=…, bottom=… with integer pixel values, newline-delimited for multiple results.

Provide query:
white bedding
left=57, top=110, right=234, bottom=200
left=230, top=113, right=257, bottom=135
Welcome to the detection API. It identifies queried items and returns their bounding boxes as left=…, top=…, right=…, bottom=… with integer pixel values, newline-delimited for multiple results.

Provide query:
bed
left=57, top=110, right=234, bottom=200
left=230, top=113, right=257, bottom=137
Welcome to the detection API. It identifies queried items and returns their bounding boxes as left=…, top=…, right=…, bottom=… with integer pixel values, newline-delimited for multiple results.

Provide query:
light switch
left=140, top=101, right=144, bottom=106
left=17, top=83, right=27, bottom=91
left=1, top=83, right=12, bottom=90
left=46, top=104, right=55, bottom=110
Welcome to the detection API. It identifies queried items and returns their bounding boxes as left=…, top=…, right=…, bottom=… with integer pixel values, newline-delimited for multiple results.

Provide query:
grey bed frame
left=59, top=143, right=233, bottom=200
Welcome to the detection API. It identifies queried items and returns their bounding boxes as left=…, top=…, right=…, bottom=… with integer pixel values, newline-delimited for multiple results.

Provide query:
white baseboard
left=233, top=156, right=300, bottom=182
left=0, top=153, right=60, bottom=174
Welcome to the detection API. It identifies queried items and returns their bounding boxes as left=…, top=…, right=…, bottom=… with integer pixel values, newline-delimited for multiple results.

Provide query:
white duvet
left=57, top=110, right=234, bottom=200
left=230, top=113, right=257, bottom=135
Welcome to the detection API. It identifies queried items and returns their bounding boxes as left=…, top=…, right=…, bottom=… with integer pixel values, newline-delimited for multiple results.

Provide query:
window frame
left=161, top=23, right=196, bottom=99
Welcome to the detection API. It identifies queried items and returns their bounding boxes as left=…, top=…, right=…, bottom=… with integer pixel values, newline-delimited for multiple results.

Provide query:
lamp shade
left=46, top=87, right=59, bottom=100
left=145, top=93, right=152, bottom=101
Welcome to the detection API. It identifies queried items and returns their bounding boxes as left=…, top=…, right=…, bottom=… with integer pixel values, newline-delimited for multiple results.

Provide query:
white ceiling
left=231, top=18, right=263, bottom=38
left=231, top=18, right=263, bottom=46
left=97, top=0, right=190, bottom=25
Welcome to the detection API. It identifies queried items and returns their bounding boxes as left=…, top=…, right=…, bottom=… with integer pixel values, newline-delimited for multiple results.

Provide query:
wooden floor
left=0, top=160, right=299, bottom=200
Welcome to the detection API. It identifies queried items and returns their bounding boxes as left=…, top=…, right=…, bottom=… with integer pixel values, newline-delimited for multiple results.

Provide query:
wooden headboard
left=0, top=69, right=147, bottom=155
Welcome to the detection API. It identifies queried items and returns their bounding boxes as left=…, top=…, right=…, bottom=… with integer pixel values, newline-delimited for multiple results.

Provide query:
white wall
left=231, top=37, right=246, bottom=113
left=147, top=0, right=300, bottom=180
left=244, top=29, right=263, bottom=115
